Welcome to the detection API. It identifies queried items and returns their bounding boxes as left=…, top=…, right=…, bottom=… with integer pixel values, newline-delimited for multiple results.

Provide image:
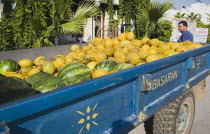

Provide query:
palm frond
left=142, top=1, right=173, bottom=22
left=141, top=1, right=173, bottom=37
left=60, top=20, right=84, bottom=35
left=60, top=2, right=100, bottom=35
left=72, top=2, right=100, bottom=22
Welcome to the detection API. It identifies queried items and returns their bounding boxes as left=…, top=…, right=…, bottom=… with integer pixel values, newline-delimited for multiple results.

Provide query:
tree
left=30, top=0, right=100, bottom=47
left=186, top=12, right=202, bottom=21
left=206, top=13, right=210, bottom=23
left=174, top=12, right=186, bottom=19
left=141, top=1, right=173, bottom=37
left=0, top=0, right=99, bottom=50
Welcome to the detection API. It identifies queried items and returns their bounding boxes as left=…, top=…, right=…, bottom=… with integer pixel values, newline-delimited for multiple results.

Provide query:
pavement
left=129, top=76, right=210, bottom=134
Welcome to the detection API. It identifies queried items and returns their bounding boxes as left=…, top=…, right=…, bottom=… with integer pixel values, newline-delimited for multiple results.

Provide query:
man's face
left=178, top=23, right=187, bottom=33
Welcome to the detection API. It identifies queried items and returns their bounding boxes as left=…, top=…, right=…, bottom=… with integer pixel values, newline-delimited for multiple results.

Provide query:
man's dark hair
left=178, top=21, right=188, bottom=27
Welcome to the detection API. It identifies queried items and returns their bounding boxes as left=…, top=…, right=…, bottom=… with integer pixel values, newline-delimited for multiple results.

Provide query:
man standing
left=178, top=21, right=193, bottom=42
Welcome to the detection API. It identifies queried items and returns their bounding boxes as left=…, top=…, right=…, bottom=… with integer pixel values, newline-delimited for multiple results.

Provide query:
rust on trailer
left=138, top=112, right=146, bottom=122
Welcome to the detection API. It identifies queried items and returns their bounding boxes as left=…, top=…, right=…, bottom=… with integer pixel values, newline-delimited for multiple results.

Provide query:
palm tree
left=29, top=0, right=100, bottom=47
left=141, top=1, right=173, bottom=37
left=174, top=12, right=186, bottom=19
left=186, top=12, right=202, bottom=21
left=207, top=14, right=210, bottom=22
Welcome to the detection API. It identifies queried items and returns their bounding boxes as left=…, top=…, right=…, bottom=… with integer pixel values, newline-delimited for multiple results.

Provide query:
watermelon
left=58, top=63, right=92, bottom=80
left=94, top=60, right=117, bottom=72
left=0, top=74, right=5, bottom=80
left=0, top=77, right=37, bottom=105
left=0, top=59, right=19, bottom=75
left=32, top=76, right=67, bottom=93
left=63, top=76, right=91, bottom=85
left=26, top=72, right=54, bottom=86
left=112, top=63, right=134, bottom=71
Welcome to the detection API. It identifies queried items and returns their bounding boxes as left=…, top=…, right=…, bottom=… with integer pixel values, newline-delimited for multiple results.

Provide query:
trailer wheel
left=153, top=91, right=195, bottom=134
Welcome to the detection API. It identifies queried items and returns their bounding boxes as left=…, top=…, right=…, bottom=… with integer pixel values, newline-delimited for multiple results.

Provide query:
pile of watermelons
left=0, top=58, right=134, bottom=105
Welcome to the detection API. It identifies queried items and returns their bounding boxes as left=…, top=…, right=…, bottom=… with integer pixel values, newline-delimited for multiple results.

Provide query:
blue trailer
left=0, top=44, right=209, bottom=134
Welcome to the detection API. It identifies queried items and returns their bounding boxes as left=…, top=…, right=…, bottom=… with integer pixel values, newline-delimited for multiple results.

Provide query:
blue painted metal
left=0, top=44, right=210, bottom=134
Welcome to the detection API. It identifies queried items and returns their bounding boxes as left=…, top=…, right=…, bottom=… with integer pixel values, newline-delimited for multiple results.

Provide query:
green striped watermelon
left=57, top=63, right=91, bottom=80
left=0, top=77, right=37, bottom=105
left=26, top=72, right=54, bottom=86
left=94, top=60, right=116, bottom=73
left=32, top=76, right=67, bottom=93
left=112, top=63, right=134, bottom=71
left=0, top=59, right=19, bottom=75
left=63, top=76, right=91, bottom=85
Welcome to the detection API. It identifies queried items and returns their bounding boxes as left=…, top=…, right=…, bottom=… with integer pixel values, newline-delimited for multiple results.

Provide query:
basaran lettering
left=152, top=79, right=157, bottom=90
left=160, top=75, right=165, bottom=86
left=156, top=78, right=161, bottom=87
left=168, top=72, right=172, bottom=81
left=152, top=70, right=178, bottom=90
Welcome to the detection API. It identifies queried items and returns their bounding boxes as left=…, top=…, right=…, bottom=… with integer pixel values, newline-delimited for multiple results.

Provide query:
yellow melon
left=87, top=62, right=97, bottom=72
left=19, top=66, right=32, bottom=76
left=55, top=55, right=65, bottom=60
left=194, top=43, right=202, bottom=48
left=183, top=41, right=192, bottom=46
left=139, top=50, right=148, bottom=60
left=18, top=59, right=33, bottom=68
left=122, top=47, right=130, bottom=55
left=94, top=52, right=107, bottom=62
left=65, top=55, right=79, bottom=64
left=126, top=32, right=135, bottom=40
left=114, top=50, right=124, bottom=57
left=132, top=39, right=143, bottom=47
left=82, top=46, right=90, bottom=53
left=93, top=69, right=109, bottom=78
left=112, top=38, right=120, bottom=45
left=96, top=44, right=105, bottom=50
left=114, top=54, right=127, bottom=64
left=118, top=33, right=127, bottom=41
left=127, top=52, right=140, bottom=65
left=142, top=37, right=151, bottom=45
left=103, top=47, right=114, bottom=57
left=136, top=60, right=146, bottom=66
left=150, top=39, right=160, bottom=46
left=34, top=56, right=46, bottom=66
left=108, top=57, right=115, bottom=60
left=162, top=49, right=174, bottom=57
left=90, top=37, right=102, bottom=45
left=43, top=61, right=56, bottom=74
left=120, top=40, right=131, bottom=48
left=104, top=39, right=113, bottom=48
left=28, top=68, right=40, bottom=76
left=147, top=48, right=159, bottom=55
left=54, top=73, right=58, bottom=77
left=53, top=59, right=65, bottom=70
left=140, top=45, right=150, bottom=51
left=79, top=54, right=92, bottom=64
left=146, top=55, right=159, bottom=63
left=5, top=72, right=17, bottom=77
left=70, top=44, right=80, bottom=52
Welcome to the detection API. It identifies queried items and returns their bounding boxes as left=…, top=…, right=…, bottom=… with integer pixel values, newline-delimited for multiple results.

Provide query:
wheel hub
left=177, top=103, right=190, bottom=133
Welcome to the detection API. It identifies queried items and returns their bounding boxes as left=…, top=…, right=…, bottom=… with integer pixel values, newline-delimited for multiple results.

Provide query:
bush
left=0, top=0, right=52, bottom=51
left=150, top=20, right=172, bottom=41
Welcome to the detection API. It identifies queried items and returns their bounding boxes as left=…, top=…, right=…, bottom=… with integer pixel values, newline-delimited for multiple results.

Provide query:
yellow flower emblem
left=77, top=103, right=99, bottom=134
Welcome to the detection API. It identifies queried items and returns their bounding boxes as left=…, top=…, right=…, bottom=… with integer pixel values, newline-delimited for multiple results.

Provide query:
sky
left=155, top=0, right=210, bottom=10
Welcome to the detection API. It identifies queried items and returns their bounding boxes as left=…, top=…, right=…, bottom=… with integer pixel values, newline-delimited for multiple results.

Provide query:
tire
left=153, top=91, right=195, bottom=134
